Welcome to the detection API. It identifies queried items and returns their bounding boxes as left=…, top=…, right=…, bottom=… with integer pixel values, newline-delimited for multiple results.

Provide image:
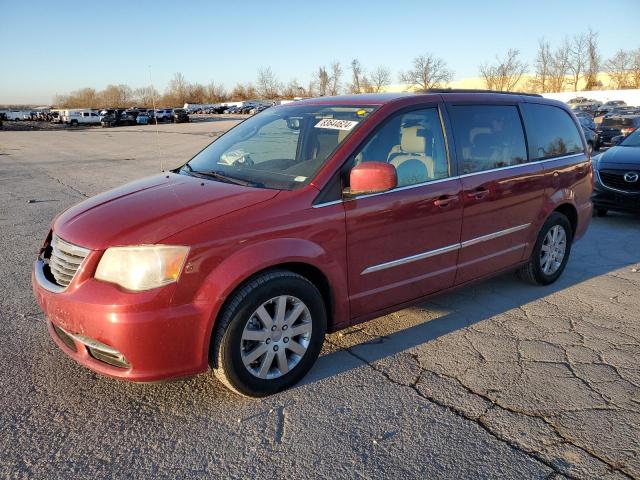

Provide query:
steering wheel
left=233, top=154, right=254, bottom=167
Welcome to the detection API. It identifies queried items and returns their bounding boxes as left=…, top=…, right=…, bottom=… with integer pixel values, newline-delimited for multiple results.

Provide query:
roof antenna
left=148, top=65, right=163, bottom=172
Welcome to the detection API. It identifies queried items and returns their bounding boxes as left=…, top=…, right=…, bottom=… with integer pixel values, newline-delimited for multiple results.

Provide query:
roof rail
left=425, top=88, right=542, bottom=98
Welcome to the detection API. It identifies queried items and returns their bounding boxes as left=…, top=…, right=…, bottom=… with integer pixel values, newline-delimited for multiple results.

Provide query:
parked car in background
left=101, top=111, right=137, bottom=127
left=172, top=108, right=190, bottom=123
left=5, top=109, right=31, bottom=121
left=64, top=109, right=101, bottom=126
left=154, top=109, right=174, bottom=122
left=595, top=115, right=640, bottom=150
left=594, top=106, right=639, bottom=125
left=592, top=128, right=640, bottom=216
left=601, top=100, right=626, bottom=109
left=572, top=103, right=600, bottom=116
left=578, top=116, right=597, bottom=152
left=32, top=91, right=592, bottom=397
left=136, top=111, right=150, bottom=125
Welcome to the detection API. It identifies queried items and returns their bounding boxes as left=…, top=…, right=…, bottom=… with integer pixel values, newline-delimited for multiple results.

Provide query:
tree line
left=53, top=29, right=640, bottom=108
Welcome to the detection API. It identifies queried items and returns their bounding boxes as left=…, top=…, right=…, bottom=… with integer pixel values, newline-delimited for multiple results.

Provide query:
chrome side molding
left=361, top=223, right=531, bottom=275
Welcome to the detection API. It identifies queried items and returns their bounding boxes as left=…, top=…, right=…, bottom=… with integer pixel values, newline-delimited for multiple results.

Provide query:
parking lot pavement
left=1, top=123, right=638, bottom=479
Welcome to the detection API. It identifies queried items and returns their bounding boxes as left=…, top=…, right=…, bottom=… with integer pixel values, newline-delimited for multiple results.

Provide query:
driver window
left=352, top=108, right=449, bottom=187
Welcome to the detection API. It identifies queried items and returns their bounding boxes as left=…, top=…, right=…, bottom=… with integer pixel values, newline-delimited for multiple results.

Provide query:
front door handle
left=466, top=188, right=490, bottom=200
left=433, top=194, right=459, bottom=208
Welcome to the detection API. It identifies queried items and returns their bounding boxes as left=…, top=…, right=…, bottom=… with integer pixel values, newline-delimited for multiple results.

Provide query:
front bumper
left=32, top=259, right=210, bottom=382
left=592, top=174, right=640, bottom=213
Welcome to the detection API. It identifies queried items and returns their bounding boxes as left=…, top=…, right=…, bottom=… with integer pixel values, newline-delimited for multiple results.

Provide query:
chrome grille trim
left=45, top=235, right=90, bottom=289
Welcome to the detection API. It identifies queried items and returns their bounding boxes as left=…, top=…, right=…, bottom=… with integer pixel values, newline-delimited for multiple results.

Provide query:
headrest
left=400, top=126, right=426, bottom=154
left=473, top=133, right=493, bottom=149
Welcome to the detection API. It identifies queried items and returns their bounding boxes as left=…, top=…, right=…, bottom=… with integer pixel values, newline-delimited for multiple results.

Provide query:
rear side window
left=521, top=104, right=583, bottom=160
left=449, top=105, right=527, bottom=174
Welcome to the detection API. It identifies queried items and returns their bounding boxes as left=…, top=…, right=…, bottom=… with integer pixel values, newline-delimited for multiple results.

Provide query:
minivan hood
left=597, top=146, right=640, bottom=168
left=53, top=173, right=279, bottom=250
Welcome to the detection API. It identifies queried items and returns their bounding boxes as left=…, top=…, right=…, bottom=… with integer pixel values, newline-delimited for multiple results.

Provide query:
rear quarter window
left=521, top=104, right=584, bottom=160
left=448, top=104, right=527, bottom=174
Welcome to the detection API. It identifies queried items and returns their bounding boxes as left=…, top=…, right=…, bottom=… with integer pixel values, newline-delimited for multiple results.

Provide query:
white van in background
left=63, top=109, right=101, bottom=126
left=4, top=109, right=32, bottom=121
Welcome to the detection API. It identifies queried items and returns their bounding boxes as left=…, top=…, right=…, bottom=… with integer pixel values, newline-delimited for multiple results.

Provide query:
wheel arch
left=193, top=238, right=349, bottom=369
left=553, top=202, right=578, bottom=236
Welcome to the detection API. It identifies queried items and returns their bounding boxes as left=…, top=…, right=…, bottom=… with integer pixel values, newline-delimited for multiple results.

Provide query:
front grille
left=45, top=235, right=90, bottom=288
left=599, top=169, right=640, bottom=193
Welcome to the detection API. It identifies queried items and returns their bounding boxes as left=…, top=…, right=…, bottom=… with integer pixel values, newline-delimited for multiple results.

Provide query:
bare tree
left=313, top=66, right=330, bottom=96
left=164, top=72, right=190, bottom=106
left=133, top=86, right=160, bottom=107
left=400, top=54, right=453, bottom=91
left=329, top=61, right=343, bottom=96
left=187, top=83, right=207, bottom=104
left=102, top=84, right=133, bottom=107
left=256, top=66, right=281, bottom=99
left=281, top=79, right=307, bottom=98
left=54, top=88, right=100, bottom=108
left=548, top=39, right=571, bottom=92
left=205, top=81, right=227, bottom=103
left=568, top=33, right=587, bottom=91
left=532, top=39, right=553, bottom=92
left=349, top=59, right=364, bottom=93
left=366, top=66, right=391, bottom=93
left=479, top=49, right=527, bottom=91
left=229, top=83, right=258, bottom=101
left=605, top=50, right=632, bottom=89
left=632, top=48, right=640, bottom=88
left=585, top=29, right=601, bottom=90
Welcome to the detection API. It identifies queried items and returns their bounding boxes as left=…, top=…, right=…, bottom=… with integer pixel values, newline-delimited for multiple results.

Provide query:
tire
left=212, top=269, right=327, bottom=397
left=517, top=212, right=573, bottom=286
left=594, top=208, right=608, bottom=217
left=70, top=120, right=78, bottom=127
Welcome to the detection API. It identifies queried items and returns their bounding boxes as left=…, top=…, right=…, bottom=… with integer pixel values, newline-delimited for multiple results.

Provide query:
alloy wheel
left=540, top=225, right=567, bottom=275
left=240, top=295, right=312, bottom=379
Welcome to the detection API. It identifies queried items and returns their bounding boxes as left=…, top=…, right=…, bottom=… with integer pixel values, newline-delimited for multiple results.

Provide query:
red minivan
left=33, top=91, right=593, bottom=397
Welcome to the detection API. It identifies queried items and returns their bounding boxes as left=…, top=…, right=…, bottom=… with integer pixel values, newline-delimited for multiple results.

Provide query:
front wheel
left=517, top=212, right=573, bottom=285
left=212, top=270, right=327, bottom=397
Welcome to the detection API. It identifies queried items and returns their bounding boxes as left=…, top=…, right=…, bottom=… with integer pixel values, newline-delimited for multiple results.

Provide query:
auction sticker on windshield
left=314, top=118, right=359, bottom=130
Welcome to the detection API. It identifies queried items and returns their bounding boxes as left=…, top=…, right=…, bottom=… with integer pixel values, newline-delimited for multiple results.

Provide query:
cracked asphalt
left=1, top=120, right=639, bottom=479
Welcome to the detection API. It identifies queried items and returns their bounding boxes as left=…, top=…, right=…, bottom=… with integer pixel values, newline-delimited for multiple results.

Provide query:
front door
left=344, top=106, right=463, bottom=319
left=446, top=103, right=544, bottom=284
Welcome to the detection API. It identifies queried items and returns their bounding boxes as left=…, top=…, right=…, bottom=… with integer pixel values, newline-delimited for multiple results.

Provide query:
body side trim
left=361, top=223, right=531, bottom=275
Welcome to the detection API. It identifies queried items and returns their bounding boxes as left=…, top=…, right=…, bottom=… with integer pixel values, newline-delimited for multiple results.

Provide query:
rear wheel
left=517, top=212, right=573, bottom=285
left=212, top=270, right=326, bottom=397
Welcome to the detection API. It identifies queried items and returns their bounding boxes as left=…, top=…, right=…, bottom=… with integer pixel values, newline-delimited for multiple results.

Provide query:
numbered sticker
left=314, top=118, right=359, bottom=131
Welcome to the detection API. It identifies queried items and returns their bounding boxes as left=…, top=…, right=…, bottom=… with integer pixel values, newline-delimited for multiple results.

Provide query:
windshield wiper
left=184, top=166, right=261, bottom=187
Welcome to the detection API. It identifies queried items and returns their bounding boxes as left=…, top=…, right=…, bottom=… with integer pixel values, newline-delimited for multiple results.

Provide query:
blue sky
left=1, top=0, right=638, bottom=103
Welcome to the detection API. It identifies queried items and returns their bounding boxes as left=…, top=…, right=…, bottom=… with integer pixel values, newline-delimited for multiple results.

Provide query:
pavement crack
left=325, top=338, right=636, bottom=479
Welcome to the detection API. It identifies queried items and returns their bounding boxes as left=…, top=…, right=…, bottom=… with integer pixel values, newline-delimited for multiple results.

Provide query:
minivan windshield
left=182, top=104, right=376, bottom=190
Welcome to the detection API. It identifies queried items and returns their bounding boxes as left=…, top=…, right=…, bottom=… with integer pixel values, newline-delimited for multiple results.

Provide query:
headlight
left=95, top=245, right=189, bottom=291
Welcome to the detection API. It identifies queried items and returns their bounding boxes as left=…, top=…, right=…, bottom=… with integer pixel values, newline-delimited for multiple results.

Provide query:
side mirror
left=611, top=135, right=623, bottom=146
left=347, top=162, right=397, bottom=196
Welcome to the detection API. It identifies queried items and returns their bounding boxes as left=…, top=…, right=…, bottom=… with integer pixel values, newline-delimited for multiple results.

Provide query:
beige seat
left=387, top=126, right=434, bottom=179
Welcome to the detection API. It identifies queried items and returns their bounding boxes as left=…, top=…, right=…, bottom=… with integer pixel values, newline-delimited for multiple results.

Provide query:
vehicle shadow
left=300, top=213, right=640, bottom=388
